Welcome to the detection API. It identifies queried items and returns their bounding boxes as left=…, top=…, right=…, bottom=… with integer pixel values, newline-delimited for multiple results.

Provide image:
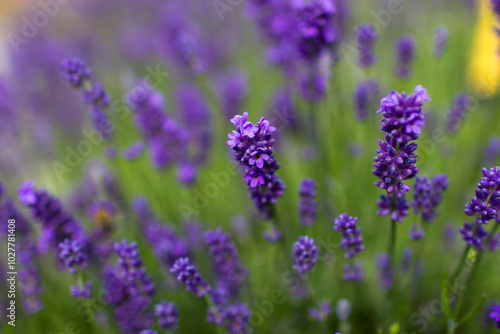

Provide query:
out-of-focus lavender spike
left=376, top=253, right=394, bottom=290
left=434, top=26, right=449, bottom=58
left=377, top=194, right=410, bottom=222
left=484, top=137, right=500, bottom=166
left=171, top=257, right=211, bottom=297
left=293, top=236, right=319, bottom=274
left=298, top=179, right=317, bottom=226
left=217, top=71, right=248, bottom=120
left=177, top=161, right=197, bottom=186
left=204, top=228, right=248, bottom=297
left=394, top=36, right=416, bottom=78
left=409, top=224, right=425, bottom=240
left=309, top=301, right=332, bottom=321
left=334, top=213, right=364, bottom=259
left=355, top=24, right=378, bottom=68
left=446, top=94, right=471, bottom=133
left=353, top=79, right=379, bottom=121
left=123, top=141, right=145, bottom=161
left=154, top=300, right=179, bottom=330
left=342, top=263, right=363, bottom=281
left=18, top=181, right=86, bottom=254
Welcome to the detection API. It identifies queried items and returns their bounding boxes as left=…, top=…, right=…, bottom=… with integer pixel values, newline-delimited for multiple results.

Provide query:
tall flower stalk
left=373, top=85, right=431, bottom=270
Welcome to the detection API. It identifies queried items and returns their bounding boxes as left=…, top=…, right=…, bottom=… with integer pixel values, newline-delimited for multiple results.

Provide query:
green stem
left=450, top=245, right=471, bottom=283
left=388, top=194, right=397, bottom=268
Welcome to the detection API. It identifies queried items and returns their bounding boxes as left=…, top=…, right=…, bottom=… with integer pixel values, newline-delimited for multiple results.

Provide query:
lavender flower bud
left=434, top=26, right=449, bottom=58
left=293, top=236, right=319, bottom=274
left=395, top=36, right=416, bottom=78
left=355, top=24, right=378, bottom=68
left=59, top=239, right=87, bottom=274
left=464, top=167, right=500, bottom=225
left=446, top=94, right=471, bottom=133
left=298, top=179, right=317, bottom=226
left=336, top=298, right=351, bottom=321
left=334, top=213, right=364, bottom=258
left=154, top=301, right=179, bottom=330
left=309, top=301, right=332, bottom=321
left=171, top=257, right=211, bottom=297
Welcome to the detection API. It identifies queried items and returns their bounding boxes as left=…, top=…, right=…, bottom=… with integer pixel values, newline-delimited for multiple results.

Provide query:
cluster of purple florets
left=127, top=84, right=188, bottom=170
left=18, top=181, right=85, bottom=254
left=355, top=24, right=378, bottom=68
left=334, top=213, right=364, bottom=281
left=293, top=236, right=319, bottom=274
left=298, top=179, right=317, bottom=226
left=394, top=36, right=416, bottom=78
left=459, top=167, right=500, bottom=251
left=489, top=303, right=500, bottom=331
left=154, top=300, right=180, bottom=330
left=373, top=85, right=431, bottom=198
left=171, top=257, right=211, bottom=297
left=227, top=112, right=285, bottom=218
left=446, top=94, right=470, bottom=133
left=412, top=174, right=449, bottom=222
left=60, top=58, right=113, bottom=139
left=204, top=229, right=248, bottom=297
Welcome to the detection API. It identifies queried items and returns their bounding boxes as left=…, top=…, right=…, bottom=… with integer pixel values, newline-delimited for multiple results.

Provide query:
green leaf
left=389, top=322, right=400, bottom=334
left=457, top=293, right=487, bottom=328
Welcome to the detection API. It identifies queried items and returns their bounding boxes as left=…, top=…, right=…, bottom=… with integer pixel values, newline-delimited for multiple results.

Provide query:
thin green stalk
left=388, top=194, right=397, bottom=268
left=450, top=245, right=471, bottom=283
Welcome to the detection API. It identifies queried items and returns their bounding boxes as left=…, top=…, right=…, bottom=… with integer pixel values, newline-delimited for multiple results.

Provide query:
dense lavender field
left=1, top=0, right=500, bottom=333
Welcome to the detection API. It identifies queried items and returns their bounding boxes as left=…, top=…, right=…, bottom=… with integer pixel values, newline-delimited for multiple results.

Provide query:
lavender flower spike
left=154, top=301, right=179, bottom=330
left=293, top=236, right=319, bottom=274
left=434, top=26, right=449, bottom=58
left=464, top=167, right=500, bottom=225
left=171, top=257, right=211, bottom=297
left=395, top=36, right=416, bottom=78
left=489, top=303, right=500, bottom=331
left=227, top=112, right=285, bottom=219
left=373, top=85, right=430, bottom=197
left=334, top=213, right=364, bottom=258
left=355, top=24, right=378, bottom=68
left=59, top=239, right=87, bottom=274
left=298, top=179, right=317, bottom=226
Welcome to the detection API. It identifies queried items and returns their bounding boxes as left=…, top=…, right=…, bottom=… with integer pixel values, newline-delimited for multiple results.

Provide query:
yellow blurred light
left=468, top=0, right=500, bottom=98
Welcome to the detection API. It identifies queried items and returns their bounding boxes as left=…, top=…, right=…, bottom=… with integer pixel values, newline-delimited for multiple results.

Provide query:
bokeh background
left=1, top=0, right=500, bottom=333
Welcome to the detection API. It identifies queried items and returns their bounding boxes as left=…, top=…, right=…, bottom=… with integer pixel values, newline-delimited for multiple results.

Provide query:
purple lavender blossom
left=412, top=174, right=449, bottom=222
left=176, top=84, right=212, bottom=165
left=489, top=303, right=500, bottom=330
left=459, top=221, right=489, bottom=250
left=342, top=263, right=363, bottom=281
left=376, top=253, right=394, bottom=290
left=334, top=213, right=364, bottom=258
left=299, top=68, right=328, bottom=102
left=373, top=85, right=430, bottom=197
left=204, top=229, right=248, bottom=297
left=377, top=194, right=410, bottom=222
left=355, top=24, right=378, bottom=68
left=217, top=71, right=248, bottom=119
left=83, top=82, right=110, bottom=107
left=18, top=181, right=85, bottom=254
left=395, top=36, right=416, bottom=78
left=492, top=0, right=500, bottom=16
left=114, top=240, right=155, bottom=297
left=262, top=225, right=282, bottom=243
left=59, top=239, right=87, bottom=274
left=464, top=167, right=500, bottom=225
left=223, top=303, right=252, bottom=334
left=309, top=301, right=332, bottom=321
left=446, top=94, right=470, bottom=133
left=409, top=224, right=425, bottom=240
left=353, top=79, right=379, bottom=121
left=154, top=300, right=179, bottom=330
left=139, top=331, right=157, bottom=334
left=70, top=281, right=92, bottom=299
left=171, top=257, right=211, bottom=297
left=123, top=141, right=145, bottom=160
left=434, top=26, right=449, bottom=58
left=59, top=58, right=90, bottom=87
left=177, top=161, right=198, bottom=186
left=294, top=0, right=337, bottom=62
left=227, top=112, right=285, bottom=219
left=298, top=179, right=317, bottom=226
left=485, top=137, right=500, bottom=166
left=114, top=295, right=154, bottom=334
left=293, top=236, right=319, bottom=274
